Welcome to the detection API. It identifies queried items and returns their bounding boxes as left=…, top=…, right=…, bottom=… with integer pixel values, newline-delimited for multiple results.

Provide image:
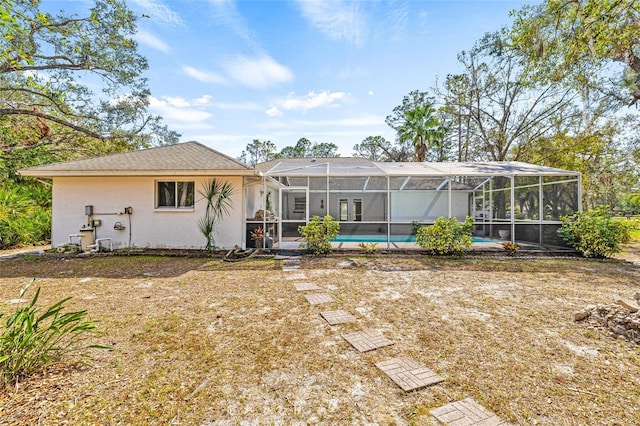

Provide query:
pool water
left=331, top=235, right=494, bottom=243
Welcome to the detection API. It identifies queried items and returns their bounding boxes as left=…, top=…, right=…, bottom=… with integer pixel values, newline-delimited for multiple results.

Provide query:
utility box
left=79, top=227, right=95, bottom=251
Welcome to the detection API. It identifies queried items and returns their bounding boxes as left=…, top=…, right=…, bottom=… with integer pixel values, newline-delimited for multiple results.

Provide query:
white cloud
left=193, top=95, right=213, bottom=106
left=164, top=96, right=190, bottom=108
left=265, top=106, right=283, bottom=117
left=182, top=66, right=227, bottom=84
left=213, top=101, right=261, bottom=111
left=267, top=91, right=347, bottom=116
left=368, top=90, right=374, bottom=96
left=136, top=29, right=171, bottom=53
left=207, top=0, right=255, bottom=47
left=223, top=55, right=293, bottom=89
left=384, top=0, right=409, bottom=41
left=149, top=96, right=213, bottom=123
left=296, top=0, right=366, bottom=47
left=131, top=0, right=185, bottom=27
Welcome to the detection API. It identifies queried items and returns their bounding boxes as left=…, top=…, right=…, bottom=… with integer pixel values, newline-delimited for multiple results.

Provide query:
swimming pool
left=331, top=235, right=494, bottom=243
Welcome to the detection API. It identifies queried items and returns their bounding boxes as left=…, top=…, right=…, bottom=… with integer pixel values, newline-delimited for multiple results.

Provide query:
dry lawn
left=0, top=249, right=639, bottom=425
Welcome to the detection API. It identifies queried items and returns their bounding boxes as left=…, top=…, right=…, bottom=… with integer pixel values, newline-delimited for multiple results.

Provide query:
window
left=156, top=181, right=194, bottom=209
left=293, top=196, right=306, bottom=213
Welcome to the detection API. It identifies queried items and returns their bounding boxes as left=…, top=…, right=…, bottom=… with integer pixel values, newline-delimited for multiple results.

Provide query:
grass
left=0, top=250, right=639, bottom=424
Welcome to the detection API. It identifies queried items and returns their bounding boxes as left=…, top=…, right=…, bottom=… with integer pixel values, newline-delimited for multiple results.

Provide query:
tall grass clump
left=415, top=216, right=474, bottom=255
left=0, top=280, right=108, bottom=385
left=559, top=206, right=636, bottom=258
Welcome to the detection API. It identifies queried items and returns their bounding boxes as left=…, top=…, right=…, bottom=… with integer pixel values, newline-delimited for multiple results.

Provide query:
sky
left=52, top=0, right=534, bottom=159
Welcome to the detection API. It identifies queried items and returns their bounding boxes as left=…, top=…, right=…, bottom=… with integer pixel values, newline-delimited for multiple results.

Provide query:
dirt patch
left=0, top=252, right=639, bottom=424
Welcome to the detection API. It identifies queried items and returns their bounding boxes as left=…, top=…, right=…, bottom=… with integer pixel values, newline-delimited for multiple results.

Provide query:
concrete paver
left=285, top=272, right=307, bottom=281
left=342, top=329, right=394, bottom=352
left=320, top=310, right=357, bottom=325
left=375, top=357, right=443, bottom=391
left=294, top=282, right=323, bottom=291
left=304, top=293, right=335, bottom=305
left=431, top=398, right=511, bottom=425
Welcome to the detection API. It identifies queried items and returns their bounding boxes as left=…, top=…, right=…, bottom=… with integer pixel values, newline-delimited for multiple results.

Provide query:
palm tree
left=198, top=179, right=235, bottom=252
left=398, top=104, right=448, bottom=162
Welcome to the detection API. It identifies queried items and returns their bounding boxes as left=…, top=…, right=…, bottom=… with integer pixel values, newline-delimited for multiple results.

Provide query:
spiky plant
left=198, top=179, right=235, bottom=252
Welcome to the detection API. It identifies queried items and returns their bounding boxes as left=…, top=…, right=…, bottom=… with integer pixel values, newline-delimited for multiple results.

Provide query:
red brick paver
left=431, top=398, right=510, bottom=425
left=375, top=357, right=444, bottom=391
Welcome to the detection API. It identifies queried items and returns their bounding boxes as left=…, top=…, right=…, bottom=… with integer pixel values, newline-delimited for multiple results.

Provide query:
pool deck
left=275, top=238, right=572, bottom=253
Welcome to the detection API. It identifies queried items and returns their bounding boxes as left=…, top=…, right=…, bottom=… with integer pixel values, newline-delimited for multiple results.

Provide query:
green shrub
left=0, top=185, right=51, bottom=248
left=558, top=206, right=636, bottom=258
left=298, top=215, right=340, bottom=255
left=358, top=242, right=378, bottom=254
left=0, top=280, right=109, bottom=385
left=415, top=216, right=474, bottom=255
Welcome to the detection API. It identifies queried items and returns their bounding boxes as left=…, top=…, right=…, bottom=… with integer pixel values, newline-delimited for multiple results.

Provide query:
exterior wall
left=52, top=176, right=244, bottom=250
left=390, top=190, right=470, bottom=222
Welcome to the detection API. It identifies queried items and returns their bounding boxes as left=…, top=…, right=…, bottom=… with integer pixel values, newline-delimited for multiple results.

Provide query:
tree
left=509, top=0, right=640, bottom=106
left=352, top=136, right=393, bottom=161
left=279, top=137, right=312, bottom=158
left=238, top=139, right=278, bottom=166
left=439, top=33, right=578, bottom=162
left=386, top=90, right=448, bottom=162
left=308, top=142, right=339, bottom=158
left=522, top=116, right=640, bottom=210
left=279, top=137, right=339, bottom=158
left=0, top=0, right=178, bottom=167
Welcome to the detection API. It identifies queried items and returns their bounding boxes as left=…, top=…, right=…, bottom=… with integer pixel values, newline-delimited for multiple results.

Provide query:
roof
left=19, top=141, right=260, bottom=177
left=261, top=158, right=581, bottom=177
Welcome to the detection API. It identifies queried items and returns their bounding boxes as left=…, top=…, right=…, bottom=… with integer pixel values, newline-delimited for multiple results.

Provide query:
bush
left=0, top=185, right=51, bottom=248
left=558, top=206, right=636, bottom=258
left=358, top=242, right=378, bottom=254
left=298, top=215, right=340, bottom=255
left=0, top=280, right=108, bottom=385
left=415, top=216, right=474, bottom=255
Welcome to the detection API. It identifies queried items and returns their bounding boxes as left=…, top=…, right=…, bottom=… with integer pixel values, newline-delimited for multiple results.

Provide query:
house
left=20, top=141, right=582, bottom=251
left=19, top=142, right=260, bottom=250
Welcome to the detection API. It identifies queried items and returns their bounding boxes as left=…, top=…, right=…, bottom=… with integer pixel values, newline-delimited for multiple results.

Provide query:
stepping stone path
left=375, top=357, right=443, bottom=392
left=282, top=265, right=301, bottom=271
left=285, top=272, right=306, bottom=281
left=431, top=398, right=511, bottom=425
left=304, top=293, right=334, bottom=305
left=342, top=329, right=394, bottom=352
left=320, top=310, right=357, bottom=325
left=279, top=256, right=508, bottom=425
left=294, top=282, right=323, bottom=291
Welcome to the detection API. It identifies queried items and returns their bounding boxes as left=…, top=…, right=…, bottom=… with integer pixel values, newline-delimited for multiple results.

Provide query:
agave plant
left=198, top=179, right=235, bottom=252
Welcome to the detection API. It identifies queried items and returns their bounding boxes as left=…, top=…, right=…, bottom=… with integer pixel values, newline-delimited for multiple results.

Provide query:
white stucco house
left=20, top=141, right=582, bottom=251
left=19, top=142, right=261, bottom=250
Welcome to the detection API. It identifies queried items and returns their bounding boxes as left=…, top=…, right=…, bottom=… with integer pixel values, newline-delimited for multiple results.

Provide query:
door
left=339, top=198, right=362, bottom=221
left=279, top=187, right=309, bottom=247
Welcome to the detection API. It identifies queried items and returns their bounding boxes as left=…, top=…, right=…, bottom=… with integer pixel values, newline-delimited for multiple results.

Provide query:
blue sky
left=58, top=0, right=534, bottom=158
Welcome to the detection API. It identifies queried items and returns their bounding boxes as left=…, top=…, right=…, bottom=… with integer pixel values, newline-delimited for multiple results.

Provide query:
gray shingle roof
left=19, top=141, right=259, bottom=177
